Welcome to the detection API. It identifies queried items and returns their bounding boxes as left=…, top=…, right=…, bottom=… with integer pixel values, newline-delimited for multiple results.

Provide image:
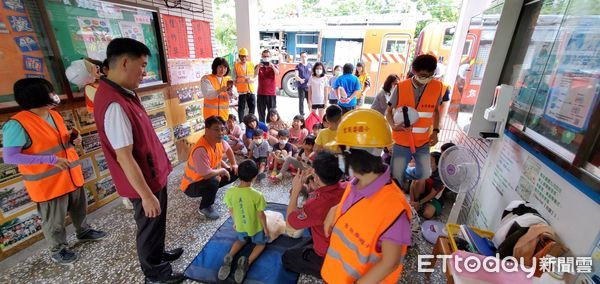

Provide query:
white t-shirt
left=308, top=76, right=327, bottom=105
left=105, top=102, right=134, bottom=150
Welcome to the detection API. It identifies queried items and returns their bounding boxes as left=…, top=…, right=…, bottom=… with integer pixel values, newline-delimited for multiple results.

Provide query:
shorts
left=428, top=198, right=443, bottom=216
left=237, top=230, right=269, bottom=244
left=328, top=99, right=338, bottom=105
left=253, top=157, right=267, bottom=165
left=312, top=104, right=325, bottom=109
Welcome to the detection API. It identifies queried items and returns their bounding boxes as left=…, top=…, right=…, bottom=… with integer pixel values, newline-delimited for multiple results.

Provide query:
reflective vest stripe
left=331, top=227, right=381, bottom=264
left=326, top=247, right=362, bottom=279
left=38, top=145, right=74, bottom=155
left=412, top=127, right=430, bottom=133
left=418, top=112, right=434, bottom=118
left=21, top=159, right=82, bottom=181
left=203, top=104, right=224, bottom=110
left=182, top=173, right=195, bottom=184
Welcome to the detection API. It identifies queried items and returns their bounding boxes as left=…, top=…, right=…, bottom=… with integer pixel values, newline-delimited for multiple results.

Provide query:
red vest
left=257, top=66, right=276, bottom=95
left=94, top=78, right=172, bottom=198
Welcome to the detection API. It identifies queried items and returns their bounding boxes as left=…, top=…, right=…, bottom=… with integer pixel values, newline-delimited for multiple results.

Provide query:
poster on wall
left=191, top=118, right=204, bottom=133
left=81, top=157, right=97, bottom=183
left=7, top=15, right=32, bottom=32
left=0, top=158, right=20, bottom=184
left=156, top=128, right=173, bottom=145
left=191, top=20, right=213, bottom=59
left=118, top=21, right=144, bottom=44
left=0, top=181, right=32, bottom=217
left=14, top=36, right=39, bottom=52
left=140, top=92, right=165, bottom=112
left=75, top=107, right=96, bottom=129
left=3, top=0, right=25, bottom=13
left=173, top=122, right=191, bottom=140
left=59, top=110, right=76, bottom=130
left=164, top=143, right=177, bottom=164
left=162, top=15, right=189, bottom=59
left=543, top=75, right=599, bottom=133
left=94, top=152, right=109, bottom=176
left=468, top=132, right=600, bottom=256
left=83, top=184, right=95, bottom=205
left=149, top=111, right=167, bottom=130
left=168, top=59, right=211, bottom=85
left=177, top=87, right=195, bottom=104
left=81, top=131, right=101, bottom=154
left=77, top=16, right=114, bottom=61
left=185, top=104, right=202, bottom=120
left=95, top=176, right=116, bottom=199
left=0, top=210, right=42, bottom=251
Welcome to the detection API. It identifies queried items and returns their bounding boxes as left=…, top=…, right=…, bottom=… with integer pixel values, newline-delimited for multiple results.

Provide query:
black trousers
left=282, top=237, right=324, bottom=279
left=257, top=94, right=277, bottom=123
left=184, top=168, right=238, bottom=209
left=237, top=93, right=256, bottom=122
left=298, top=88, right=309, bottom=115
left=130, top=187, right=172, bottom=280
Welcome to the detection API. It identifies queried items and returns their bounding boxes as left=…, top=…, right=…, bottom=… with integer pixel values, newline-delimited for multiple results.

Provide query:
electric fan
left=438, top=145, right=481, bottom=224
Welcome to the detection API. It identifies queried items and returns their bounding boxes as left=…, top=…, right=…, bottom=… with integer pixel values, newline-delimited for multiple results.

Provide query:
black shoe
left=144, top=272, right=185, bottom=284
left=162, top=248, right=184, bottom=262
left=77, top=229, right=107, bottom=242
left=50, top=248, right=78, bottom=265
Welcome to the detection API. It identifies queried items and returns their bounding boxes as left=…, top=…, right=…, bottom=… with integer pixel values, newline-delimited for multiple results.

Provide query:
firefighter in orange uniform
left=321, top=109, right=412, bottom=283
left=201, top=57, right=238, bottom=121
left=2, top=78, right=106, bottom=265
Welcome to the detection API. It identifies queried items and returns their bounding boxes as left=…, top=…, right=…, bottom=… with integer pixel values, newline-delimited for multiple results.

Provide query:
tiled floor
left=0, top=163, right=449, bottom=283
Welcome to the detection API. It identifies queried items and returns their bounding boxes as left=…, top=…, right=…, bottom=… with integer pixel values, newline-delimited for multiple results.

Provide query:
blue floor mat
left=184, top=203, right=310, bottom=284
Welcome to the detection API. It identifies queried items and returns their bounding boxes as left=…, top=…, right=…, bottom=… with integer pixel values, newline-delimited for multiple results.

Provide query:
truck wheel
left=282, top=72, right=299, bottom=98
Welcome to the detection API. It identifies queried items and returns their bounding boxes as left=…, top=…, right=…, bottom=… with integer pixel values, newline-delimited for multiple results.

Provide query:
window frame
left=383, top=38, right=408, bottom=54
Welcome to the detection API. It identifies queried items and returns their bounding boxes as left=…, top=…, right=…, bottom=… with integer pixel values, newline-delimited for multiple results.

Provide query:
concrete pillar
left=444, top=0, right=495, bottom=89
left=235, top=0, right=260, bottom=62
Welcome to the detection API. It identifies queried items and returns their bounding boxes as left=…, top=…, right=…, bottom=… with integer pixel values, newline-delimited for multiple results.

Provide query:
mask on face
left=414, top=76, right=432, bottom=85
left=254, top=139, right=263, bottom=145
left=334, top=71, right=342, bottom=76
left=279, top=139, right=288, bottom=145
left=316, top=69, right=323, bottom=76
left=47, top=94, right=61, bottom=108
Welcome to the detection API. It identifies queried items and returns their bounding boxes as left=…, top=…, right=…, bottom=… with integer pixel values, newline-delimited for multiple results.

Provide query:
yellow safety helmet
left=238, top=48, right=249, bottom=56
left=326, top=109, right=393, bottom=148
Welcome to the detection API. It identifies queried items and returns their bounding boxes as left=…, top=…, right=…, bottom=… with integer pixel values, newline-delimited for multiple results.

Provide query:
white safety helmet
left=65, top=59, right=96, bottom=88
left=393, top=106, right=420, bottom=127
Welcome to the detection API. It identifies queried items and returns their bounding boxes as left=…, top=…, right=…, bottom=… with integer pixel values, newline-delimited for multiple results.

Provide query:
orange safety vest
left=392, top=79, right=443, bottom=147
left=84, top=82, right=98, bottom=113
left=321, top=181, right=412, bottom=283
left=203, top=74, right=231, bottom=120
left=234, top=61, right=255, bottom=93
left=11, top=110, right=84, bottom=202
left=180, top=136, right=223, bottom=191
left=357, top=73, right=370, bottom=99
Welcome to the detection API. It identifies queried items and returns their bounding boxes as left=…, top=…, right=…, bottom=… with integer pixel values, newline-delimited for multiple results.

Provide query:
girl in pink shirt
left=288, top=115, right=308, bottom=151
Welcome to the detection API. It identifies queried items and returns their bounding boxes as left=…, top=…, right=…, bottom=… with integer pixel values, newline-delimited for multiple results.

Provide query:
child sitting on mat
left=248, top=129, right=270, bottom=180
left=219, top=160, right=269, bottom=283
left=274, top=134, right=316, bottom=180
left=269, top=129, right=294, bottom=179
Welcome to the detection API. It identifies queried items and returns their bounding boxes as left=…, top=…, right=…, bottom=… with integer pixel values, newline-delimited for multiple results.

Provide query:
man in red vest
left=386, top=54, right=449, bottom=184
left=94, top=38, right=183, bottom=284
left=255, top=49, right=279, bottom=122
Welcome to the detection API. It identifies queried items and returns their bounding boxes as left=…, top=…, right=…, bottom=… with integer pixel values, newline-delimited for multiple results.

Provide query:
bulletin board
left=44, top=0, right=166, bottom=90
left=0, top=0, right=51, bottom=99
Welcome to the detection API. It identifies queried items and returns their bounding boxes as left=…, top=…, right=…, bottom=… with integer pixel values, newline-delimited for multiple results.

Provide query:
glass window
left=462, top=39, right=472, bottom=57
left=505, top=0, right=600, bottom=161
left=449, top=3, right=504, bottom=130
left=385, top=39, right=407, bottom=53
left=43, top=0, right=166, bottom=93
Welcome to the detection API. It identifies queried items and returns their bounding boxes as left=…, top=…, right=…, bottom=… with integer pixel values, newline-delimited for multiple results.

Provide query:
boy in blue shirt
left=333, top=63, right=362, bottom=113
left=219, top=160, right=269, bottom=283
